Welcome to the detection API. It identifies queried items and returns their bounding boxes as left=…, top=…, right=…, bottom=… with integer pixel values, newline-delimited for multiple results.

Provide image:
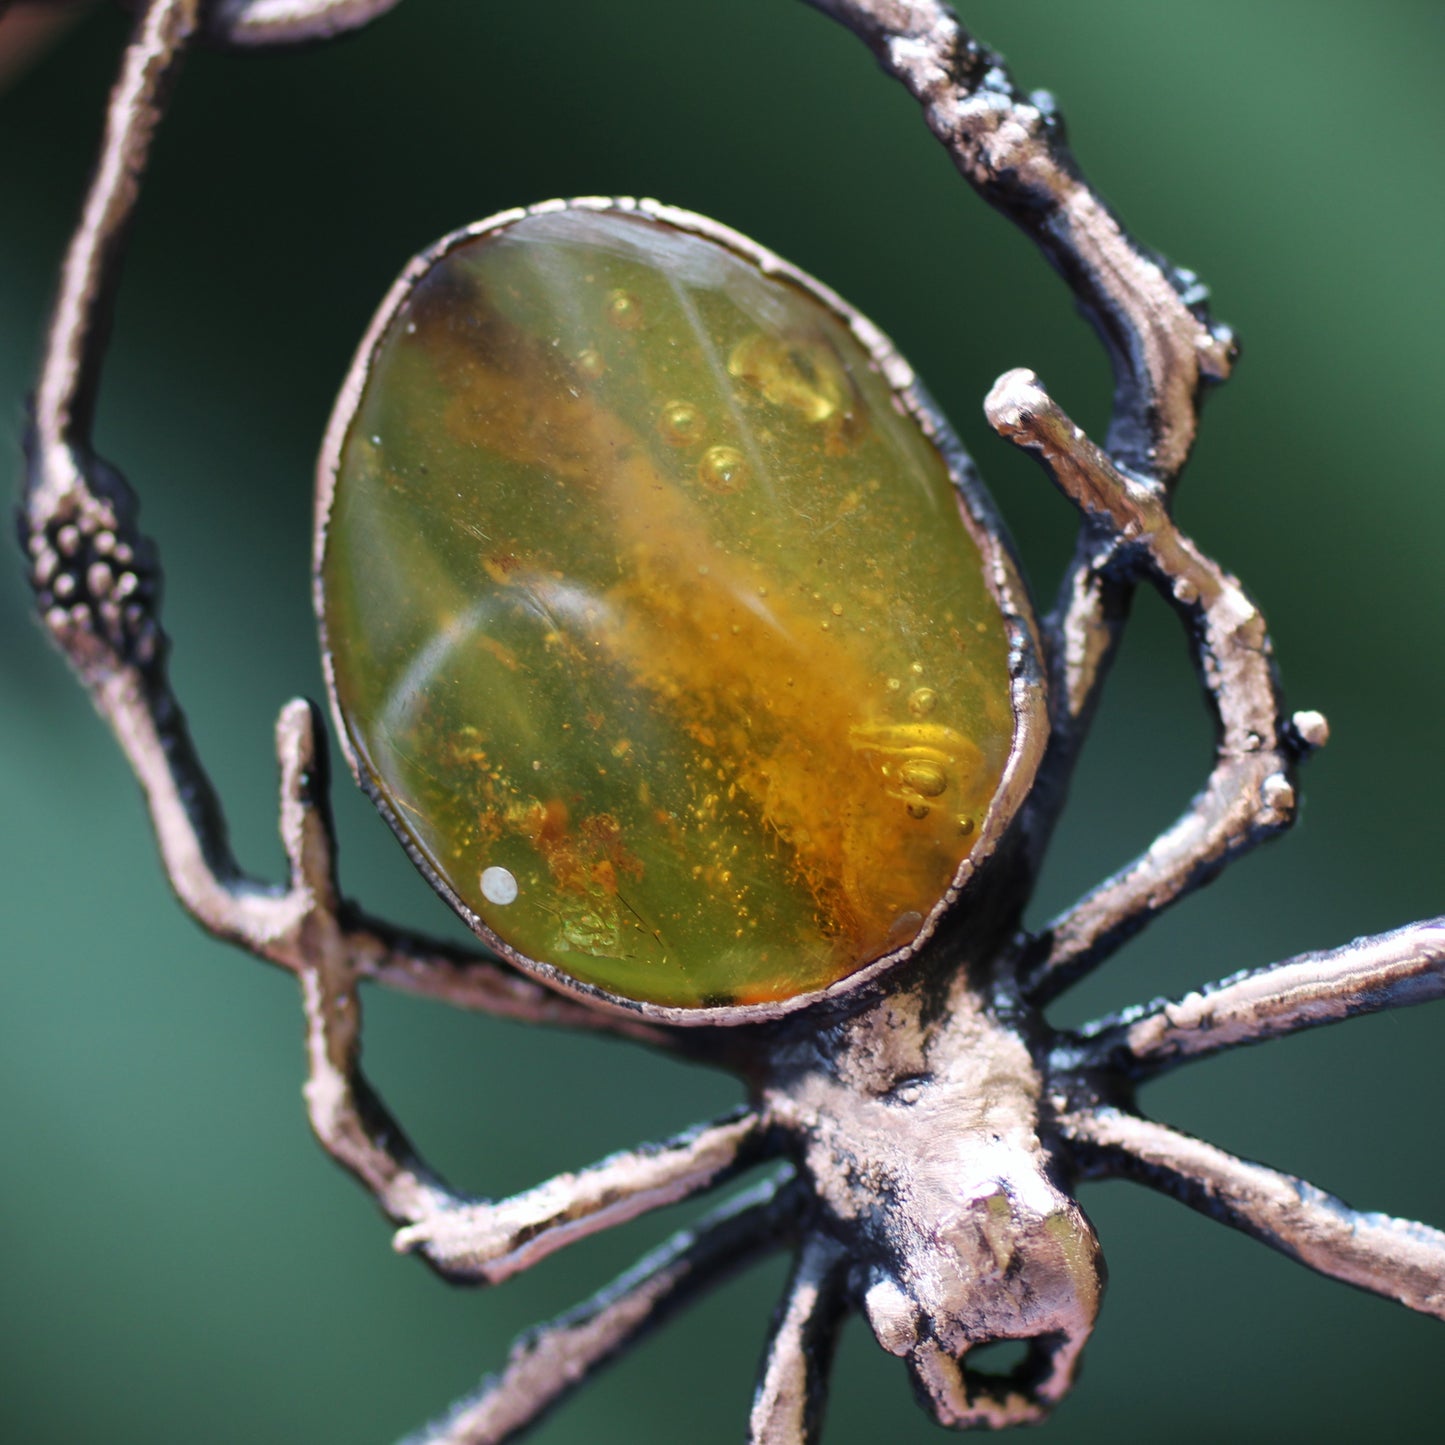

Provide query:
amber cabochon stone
left=318, top=203, right=1031, bottom=1011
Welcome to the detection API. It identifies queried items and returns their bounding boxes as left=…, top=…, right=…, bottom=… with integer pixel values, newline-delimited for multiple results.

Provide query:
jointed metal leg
left=984, top=370, right=1321, bottom=1003
left=1065, top=1108, right=1445, bottom=1320
left=1072, top=918, right=1445, bottom=1079
left=806, top=0, right=1236, bottom=858
left=276, top=698, right=765, bottom=1267
left=276, top=699, right=457, bottom=1227
left=906, top=1338, right=1052, bottom=1431
left=404, top=1177, right=801, bottom=1445
left=748, top=1234, right=848, bottom=1445
left=391, top=1110, right=764, bottom=1284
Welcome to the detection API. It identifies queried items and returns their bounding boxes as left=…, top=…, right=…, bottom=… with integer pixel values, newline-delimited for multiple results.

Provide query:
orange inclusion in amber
left=322, top=208, right=1016, bottom=1008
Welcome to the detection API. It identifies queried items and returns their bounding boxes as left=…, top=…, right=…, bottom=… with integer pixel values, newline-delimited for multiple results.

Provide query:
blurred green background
left=2, top=2, right=1442, bottom=1441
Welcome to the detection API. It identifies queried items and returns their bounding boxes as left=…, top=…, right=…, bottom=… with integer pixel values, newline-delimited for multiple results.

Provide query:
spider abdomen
left=317, top=200, right=1041, bottom=1015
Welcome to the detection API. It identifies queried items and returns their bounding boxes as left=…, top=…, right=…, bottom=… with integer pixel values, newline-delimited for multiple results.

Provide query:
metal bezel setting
left=313, top=195, right=1049, bottom=1027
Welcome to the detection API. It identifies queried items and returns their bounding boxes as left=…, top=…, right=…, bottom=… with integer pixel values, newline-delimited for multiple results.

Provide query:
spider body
left=759, top=972, right=1104, bottom=1431
left=15, top=2, right=1445, bottom=1442
left=315, top=197, right=1042, bottom=1019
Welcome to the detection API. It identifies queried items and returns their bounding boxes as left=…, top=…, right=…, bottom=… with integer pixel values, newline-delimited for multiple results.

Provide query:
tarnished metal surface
left=16, top=2, right=1445, bottom=1442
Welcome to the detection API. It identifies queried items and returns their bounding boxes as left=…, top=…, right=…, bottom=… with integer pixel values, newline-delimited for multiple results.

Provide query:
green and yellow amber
left=321, top=206, right=1017, bottom=1009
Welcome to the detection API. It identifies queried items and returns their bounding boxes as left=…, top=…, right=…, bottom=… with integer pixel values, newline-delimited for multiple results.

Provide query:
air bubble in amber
left=697, top=444, right=747, bottom=493
left=320, top=206, right=1019, bottom=1009
left=658, top=400, right=705, bottom=447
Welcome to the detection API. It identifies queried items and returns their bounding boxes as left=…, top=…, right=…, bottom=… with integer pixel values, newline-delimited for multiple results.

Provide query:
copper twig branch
left=23, top=0, right=725, bottom=1353
left=803, top=0, right=1235, bottom=817
left=406, top=1177, right=801, bottom=1445
left=749, top=1234, right=848, bottom=1445
left=1064, top=1108, right=1445, bottom=1320
left=21, top=0, right=674, bottom=1052
left=33, top=0, right=196, bottom=449
left=984, top=370, right=1313, bottom=999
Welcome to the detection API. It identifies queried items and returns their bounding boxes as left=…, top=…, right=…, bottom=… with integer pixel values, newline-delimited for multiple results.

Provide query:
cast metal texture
left=15, top=1, right=1445, bottom=1441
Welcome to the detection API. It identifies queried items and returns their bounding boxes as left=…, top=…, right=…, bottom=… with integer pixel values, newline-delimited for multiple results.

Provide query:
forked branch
left=805, top=0, right=1233, bottom=478
left=1066, top=1108, right=1445, bottom=1320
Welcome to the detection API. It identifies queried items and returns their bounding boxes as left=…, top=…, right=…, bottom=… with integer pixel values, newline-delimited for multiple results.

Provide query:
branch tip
left=276, top=696, right=338, bottom=910
left=983, top=366, right=1044, bottom=431
left=1289, top=708, right=1330, bottom=755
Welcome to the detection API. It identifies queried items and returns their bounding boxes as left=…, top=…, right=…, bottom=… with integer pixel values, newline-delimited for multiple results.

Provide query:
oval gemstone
left=320, top=206, right=1018, bottom=1009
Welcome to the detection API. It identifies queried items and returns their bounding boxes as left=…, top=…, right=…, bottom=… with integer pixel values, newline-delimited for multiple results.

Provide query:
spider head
left=771, top=980, right=1103, bottom=1428
left=858, top=1153, right=1103, bottom=1429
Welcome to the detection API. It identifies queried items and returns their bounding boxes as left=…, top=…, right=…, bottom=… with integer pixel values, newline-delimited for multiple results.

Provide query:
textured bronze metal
left=17, top=2, right=1445, bottom=1442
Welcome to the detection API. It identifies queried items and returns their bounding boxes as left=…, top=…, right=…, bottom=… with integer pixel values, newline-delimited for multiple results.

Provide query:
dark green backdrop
left=3, top=3, right=1442, bottom=1441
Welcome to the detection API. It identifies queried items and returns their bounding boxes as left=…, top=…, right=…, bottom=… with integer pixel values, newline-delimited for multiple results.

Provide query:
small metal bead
left=87, top=560, right=114, bottom=597
left=1291, top=709, right=1330, bottom=752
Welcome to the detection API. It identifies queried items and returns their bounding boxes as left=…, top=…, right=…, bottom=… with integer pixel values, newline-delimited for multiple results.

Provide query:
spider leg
left=1067, top=918, right=1445, bottom=1080
left=402, top=1175, right=801, bottom=1445
left=804, top=0, right=1232, bottom=479
left=906, top=1339, right=1055, bottom=1430
left=985, top=371, right=1320, bottom=1004
left=274, top=699, right=766, bottom=1262
left=390, top=1109, right=765, bottom=1284
left=805, top=0, right=1235, bottom=846
left=1062, top=1107, right=1445, bottom=1319
left=21, top=0, right=676, bottom=1053
left=748, top=1234, right=849, bottom=1445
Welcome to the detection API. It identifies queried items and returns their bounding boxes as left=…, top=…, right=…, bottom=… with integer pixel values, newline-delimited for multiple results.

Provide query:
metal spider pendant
left=18, top=2, right=1445, bottom=1442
